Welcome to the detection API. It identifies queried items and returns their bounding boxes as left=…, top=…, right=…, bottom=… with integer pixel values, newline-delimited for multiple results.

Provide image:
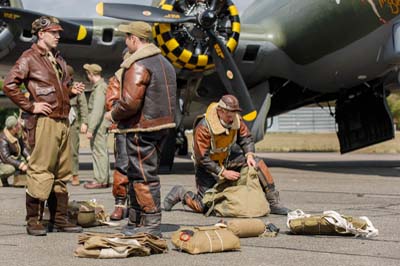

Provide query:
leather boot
left=121, top=208, right=141, bottom=235
left=265, top=190, right=291, bottom=215
left=163, top=185, right=187, bottom=211
left=182, top=191, right=204, bottom=213
left=47, top=192, right=83, bottom=233
left=71, top=175, right=80, bottom=186
left=110, top=197, right=126, bottom=220
left=122, top=212, right=162, bottom=238
left=26, top=193, right=47, bottom=236
left=1, top=176, right=10, bottom=187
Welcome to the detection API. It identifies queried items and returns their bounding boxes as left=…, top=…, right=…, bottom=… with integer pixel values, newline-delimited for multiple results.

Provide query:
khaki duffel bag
left=202, top=166, right=270, bottom=218
left=171, top=225, right=240, bottom=254
left=287, top=210, right=379, bottom=238
left=226, top=219, right=266, bottom=238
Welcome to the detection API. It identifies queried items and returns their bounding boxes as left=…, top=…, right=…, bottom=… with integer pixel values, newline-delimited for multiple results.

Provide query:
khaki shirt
left=87, top=78, right=107, bottom=133
left=70, top=93, right=88, bottom=125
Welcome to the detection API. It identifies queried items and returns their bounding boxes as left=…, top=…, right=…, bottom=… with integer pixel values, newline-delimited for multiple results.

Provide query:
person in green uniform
left=67, top=65, right=88, bottom=186
left=82, top=64, right=110, bottom=189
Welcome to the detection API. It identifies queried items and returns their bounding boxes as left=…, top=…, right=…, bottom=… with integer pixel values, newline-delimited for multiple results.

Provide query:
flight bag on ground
left=171, top=225, right=240, bottom=254
left=202, top=166, right=270, bottom=217
left=287, top=209, right=379, bottom=238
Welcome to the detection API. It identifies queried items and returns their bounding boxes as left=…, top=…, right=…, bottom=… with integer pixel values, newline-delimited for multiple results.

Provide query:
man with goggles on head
left=3, top=16, right=85, bottom=236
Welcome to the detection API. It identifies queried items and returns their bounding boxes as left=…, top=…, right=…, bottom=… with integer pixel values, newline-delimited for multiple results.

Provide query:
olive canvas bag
left=202, top=166, right=270, bottom=217
left=171, top=225, right=240, bottom=254
left=287, top=210, right=379, bottom=238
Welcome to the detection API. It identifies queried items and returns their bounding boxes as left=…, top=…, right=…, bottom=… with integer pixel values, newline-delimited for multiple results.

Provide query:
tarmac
left=0, top=151, right=399, bottom=266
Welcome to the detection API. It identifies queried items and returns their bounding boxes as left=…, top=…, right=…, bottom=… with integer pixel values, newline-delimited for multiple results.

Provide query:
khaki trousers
left=0, top=163, right=15, bottom=186
left=90, top=120, right=110, bottom=184
left=69, top=115, right=80, bottom=176
left=27, top=117, right=71, bottom=201
left=0, top=163, right=15, bottom=178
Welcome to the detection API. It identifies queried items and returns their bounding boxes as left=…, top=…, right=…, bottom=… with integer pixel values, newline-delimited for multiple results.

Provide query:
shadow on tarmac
left=79, top=153, right=399, bottom=177
left=261, top=157, right=400, bottom=177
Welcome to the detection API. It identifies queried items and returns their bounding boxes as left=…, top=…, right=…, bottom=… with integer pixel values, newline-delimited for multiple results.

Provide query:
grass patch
left=256, top=132, right=400, bottom=153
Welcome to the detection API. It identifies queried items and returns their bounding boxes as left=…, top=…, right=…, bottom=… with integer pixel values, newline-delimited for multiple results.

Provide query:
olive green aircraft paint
left=242, top=0, right=399, bottom=65
left=91, top=18, right=124, bottom=37
left=9, top=0, right=22, bottom=8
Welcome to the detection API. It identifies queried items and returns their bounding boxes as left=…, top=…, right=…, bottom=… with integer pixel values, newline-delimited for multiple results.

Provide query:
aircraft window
left=22, top=29, right=33, bottom=39
left=243, top=45, right=260, bottom=61
left=102, top=28, right=113, bottom=43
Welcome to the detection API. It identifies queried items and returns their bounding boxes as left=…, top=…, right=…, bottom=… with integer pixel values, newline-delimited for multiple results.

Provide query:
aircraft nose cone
left=199, top=9, right=217, bottom=28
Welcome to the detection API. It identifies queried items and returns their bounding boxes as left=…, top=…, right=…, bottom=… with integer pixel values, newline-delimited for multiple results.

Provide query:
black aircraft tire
left=177, top=134, right=188, bottom=156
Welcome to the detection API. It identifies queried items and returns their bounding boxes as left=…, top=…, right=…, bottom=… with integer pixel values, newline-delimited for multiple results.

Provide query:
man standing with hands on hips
left=105, top=21, right=177, bottom=237
left=3, top=16, right=84, bottom=236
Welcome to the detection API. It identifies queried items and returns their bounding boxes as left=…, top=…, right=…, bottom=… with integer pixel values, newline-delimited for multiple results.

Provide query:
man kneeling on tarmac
left=164, top=94, right=290, bottom=215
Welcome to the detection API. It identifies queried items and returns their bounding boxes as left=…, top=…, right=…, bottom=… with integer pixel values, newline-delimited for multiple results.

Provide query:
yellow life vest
left=204, top=103, right=240, bottom=166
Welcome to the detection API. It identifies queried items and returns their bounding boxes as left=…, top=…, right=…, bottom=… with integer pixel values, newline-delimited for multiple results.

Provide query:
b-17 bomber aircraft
left=0, top=0, right=399, bottom=169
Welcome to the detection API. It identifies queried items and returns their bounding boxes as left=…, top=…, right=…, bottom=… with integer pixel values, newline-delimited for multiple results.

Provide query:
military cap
left=218, top=94, right=242, bottom=112
left=77, top=210, right=96, bottom=227
left=117, top=21, right=152, bottom=39
left=31, top=16, right=63, bottom=34
left=83, top=63, right=102, bottom=75
left=5, top=116, right=18, bottom=129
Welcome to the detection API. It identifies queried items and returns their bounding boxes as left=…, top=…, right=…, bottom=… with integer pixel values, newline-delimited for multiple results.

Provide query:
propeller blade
left=96, top=2, right=196, bottom=23
left=207, top=30, right=257, bottom=122
left=0, top=7, right=88, bottom=42
left=209, top=0, right=219, bottom=11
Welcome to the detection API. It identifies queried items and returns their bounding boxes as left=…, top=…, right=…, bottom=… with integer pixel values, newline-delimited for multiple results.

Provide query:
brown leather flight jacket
left=111, top=47, right=176, bottom=132
left=3, top=43, right=73, bottom=119
left=105, top=76, right=120, bottom=112
left=105, top=76, right=120, bottom=131
left=193, top=116, right=255, bottom=176
left=0, top=131, right=30, bottom=169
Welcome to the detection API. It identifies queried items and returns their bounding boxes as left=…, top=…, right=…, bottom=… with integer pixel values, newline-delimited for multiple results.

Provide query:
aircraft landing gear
left=159, top=129, right=176, bottom=174
left=159, top=128, right=189, bottom=173
left=176, top=130, right=188, bottom=156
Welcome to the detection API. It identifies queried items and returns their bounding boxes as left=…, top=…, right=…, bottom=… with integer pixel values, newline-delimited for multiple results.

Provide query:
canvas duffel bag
left=202, top=166, right=270, bottom=217
left=171, top=225, right=240, bottom=254
left=287, top=209, right=379, bottom=238
left=226, top=219, right=267, bottom=238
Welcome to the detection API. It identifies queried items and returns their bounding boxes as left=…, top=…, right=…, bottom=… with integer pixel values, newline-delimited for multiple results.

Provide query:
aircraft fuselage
left=235, top=0, right=400, bottom=93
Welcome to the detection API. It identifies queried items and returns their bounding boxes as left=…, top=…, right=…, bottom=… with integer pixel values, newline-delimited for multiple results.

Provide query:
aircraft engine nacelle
left=0, top=0, right=15, bottom=59
left=0, top=0, right=23, bottom=59
left=152, top=0, right=240, bottom=72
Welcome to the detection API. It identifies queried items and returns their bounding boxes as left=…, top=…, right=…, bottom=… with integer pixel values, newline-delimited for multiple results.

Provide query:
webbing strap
left=215, top=230, right=224, bottom=252
left=204, top=231, right=213, bottom=253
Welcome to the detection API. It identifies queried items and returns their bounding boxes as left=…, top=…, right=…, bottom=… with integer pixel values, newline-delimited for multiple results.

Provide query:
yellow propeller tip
left=243, top=110, right=257, bottom=122
left=96, top=2, right=104, bottom=16
left=77, top=25, right=87, bottom=41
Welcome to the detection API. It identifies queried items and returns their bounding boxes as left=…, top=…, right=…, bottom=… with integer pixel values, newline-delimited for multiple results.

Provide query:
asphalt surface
left=0, top=151, right=399, bottom=266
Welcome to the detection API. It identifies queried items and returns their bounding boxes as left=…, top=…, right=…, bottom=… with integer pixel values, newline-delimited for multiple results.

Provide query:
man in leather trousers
left=105, top=70, right=129, bottom=221
left=105, top=21, right=176, bottom=237
left=3, top=16, right=84, bottom=236
left=163, top=95, right=290, bottom=215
